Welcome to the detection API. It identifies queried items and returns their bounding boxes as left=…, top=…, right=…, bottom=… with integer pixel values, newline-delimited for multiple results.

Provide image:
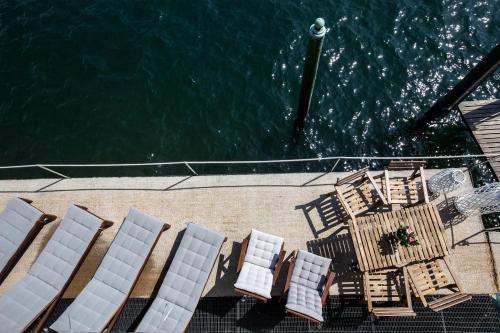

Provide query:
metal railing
left=0, top=153, right=498, bottom=179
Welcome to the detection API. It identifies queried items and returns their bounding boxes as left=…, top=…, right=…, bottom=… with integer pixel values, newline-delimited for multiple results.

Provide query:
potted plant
left=396, top=226, right=419, bottom=247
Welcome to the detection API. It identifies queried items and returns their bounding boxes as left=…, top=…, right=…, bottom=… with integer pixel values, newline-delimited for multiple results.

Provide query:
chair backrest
left=0, top=198, right=44, bottom=272
left=336, top=167, right=369, bottom=186
left=244, top=229, right=283, bottom=269
left=135, top=223, right=225, bottom=333
left=291, top=250, right=331, bottom=291
left=387, top=160, right=426, bottom=171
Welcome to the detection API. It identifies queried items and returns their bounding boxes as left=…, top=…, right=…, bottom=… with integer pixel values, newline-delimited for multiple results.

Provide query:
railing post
left=295, top=18, right=327, bottom=132
left=37, top=165, right=69, bottom=179
left=184, top=162, right=198, bottom=176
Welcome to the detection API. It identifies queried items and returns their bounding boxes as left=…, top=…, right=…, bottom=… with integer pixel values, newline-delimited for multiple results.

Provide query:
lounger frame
left=100, top=217, right=170, bottom=333
left=0, top=198, right=57, bottom=285
left=24, top=205, right=114, bottom=333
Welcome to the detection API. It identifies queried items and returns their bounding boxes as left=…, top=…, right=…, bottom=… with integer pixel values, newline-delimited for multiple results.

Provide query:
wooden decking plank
left=459, top=99, right=500, bottom=180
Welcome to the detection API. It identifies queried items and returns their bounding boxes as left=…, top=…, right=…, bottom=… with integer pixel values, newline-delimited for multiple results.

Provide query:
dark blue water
left=0, top=0, right=498, bottom=176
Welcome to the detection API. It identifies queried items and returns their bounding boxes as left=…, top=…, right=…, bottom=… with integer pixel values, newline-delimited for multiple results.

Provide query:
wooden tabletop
left=348, top=203, right=449, bottom=272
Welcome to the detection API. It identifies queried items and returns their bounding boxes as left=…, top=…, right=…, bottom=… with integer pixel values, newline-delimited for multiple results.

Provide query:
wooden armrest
left=273, top=248, right=286, bottom=285
left=406, top=265, right=428, bottom=307
left=419, top=167, right=430, bottom=203
left=364, top=272, right=373, bottom=312
left=74, top=204, right=88, bottom=210
left=237, top=238, right=249, bottom=273
left=334, top=189, right=356, bottom=221
left=321, top=271, right=335, bottom=304
left=161, top=223, right=172, bottom=231
left=19, top=197, right=33, bottom=204
left=384, top=169, right=392, bottom=205
left=41, top=214, right=58, bottom=224
left=101, top=220, right=115, bottom=229
left=403, top=267, right=413, bottom=310
left=366, top=171, right=388, bottom=205
left=283, top=250, right=297, bottom=295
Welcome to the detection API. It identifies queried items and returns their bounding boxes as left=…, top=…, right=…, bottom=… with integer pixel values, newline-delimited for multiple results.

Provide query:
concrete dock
left=0, top=171, right=498, bottom=299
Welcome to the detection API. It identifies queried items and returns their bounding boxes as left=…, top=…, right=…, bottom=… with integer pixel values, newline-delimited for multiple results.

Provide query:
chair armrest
left=321, top=271, right=335, bottom=304
left=237, top=238, right=249, bottom=273
left=419, top=167, right=430, bottom=203
left=273, top=248, right=286, bottom=286
left=333, top=189, right=356, bottom=221
left=75, top=204, right=88, bottom=210
left=384, top=169, right=392, bottom=205
left=366, top=171, right=388, bottom=205
left=364, top=272, right=373, bottom=312
left=19, top=197, right=33, bottom=204
left=101, top=220, right=115, bottom=229
left=41, top=214, right=58, bottom=224
left=283, top=250, right=297, bottom=295
left=403, top=267, right=413, bottom=310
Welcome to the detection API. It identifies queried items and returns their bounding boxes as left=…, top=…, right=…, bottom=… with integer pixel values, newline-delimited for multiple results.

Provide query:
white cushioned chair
left=283, top=250, right=334, bottom=323
left=135, top=223, right=226, bottom=333
left=49, top=208, right=170, bottom=333
left=234, top=229, right=286, bottom=301
left=0, top=197, right=57, bottom=284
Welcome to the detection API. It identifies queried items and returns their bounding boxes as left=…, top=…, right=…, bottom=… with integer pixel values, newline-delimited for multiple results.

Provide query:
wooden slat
left=459, top=99, right=500, bottom=180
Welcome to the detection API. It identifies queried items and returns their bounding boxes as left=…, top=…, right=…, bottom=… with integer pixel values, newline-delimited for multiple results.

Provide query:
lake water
left=0, top=0, right=498, bottom=177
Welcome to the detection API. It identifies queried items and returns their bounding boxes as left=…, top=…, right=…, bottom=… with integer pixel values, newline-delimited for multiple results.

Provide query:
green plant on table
left=396, top=226, right=419, bottom=247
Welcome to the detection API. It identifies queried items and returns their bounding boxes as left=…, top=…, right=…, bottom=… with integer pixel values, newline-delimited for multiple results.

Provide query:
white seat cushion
left=244, top=229, right=283, bottom=269
left=234, top=262, right=273, bottom=299
left=286, top=250, right=331, bottom=322
left=291, top=250, right=331, bottom=290
left=135, top=223, right=225, bottom=333
left=0, top=198, right=44, bottom=272
left=0, top=205, right=104, bottom=332
left=286, top=284, right=323, bottom=322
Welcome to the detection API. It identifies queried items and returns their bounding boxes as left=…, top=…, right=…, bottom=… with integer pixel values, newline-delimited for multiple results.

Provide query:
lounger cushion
left=234, top=262, right=273, bottom=299
left=285, top=250, right=331, bottom=322
left=286, top=284, right=323, bottom=322
left=244, top=229, right=283, bottom=269
left=50, top=208, right=166, bottom=333
left=0, top=205, right=103, bottom=332
left=291, top=250, right=331, bottom=290
left=135, top=223, right=225, bottom=333
left=0, top=198, right=44, bottom=273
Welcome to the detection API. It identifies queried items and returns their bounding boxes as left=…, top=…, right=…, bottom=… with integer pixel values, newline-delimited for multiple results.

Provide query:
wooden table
left=348, top=203, right=449, bottom=272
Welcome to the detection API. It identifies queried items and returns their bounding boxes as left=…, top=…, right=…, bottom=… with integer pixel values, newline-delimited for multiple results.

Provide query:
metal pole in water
left=295, top=18, right=327, bottom=132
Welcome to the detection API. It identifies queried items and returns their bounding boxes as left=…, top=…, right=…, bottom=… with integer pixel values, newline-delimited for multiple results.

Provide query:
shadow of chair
left=296, top=194, right=348, bottom=239
left=436, top=197, right=467, bottom=229
left=306, top=231, right=363, bottom=297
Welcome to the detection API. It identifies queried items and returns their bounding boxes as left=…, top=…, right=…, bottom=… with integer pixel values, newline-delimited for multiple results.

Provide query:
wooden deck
left=458, top=99, right=500, bottom=180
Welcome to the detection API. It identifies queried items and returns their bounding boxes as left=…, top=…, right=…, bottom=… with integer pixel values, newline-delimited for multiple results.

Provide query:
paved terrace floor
left=0, top=171, right=498, bottom=300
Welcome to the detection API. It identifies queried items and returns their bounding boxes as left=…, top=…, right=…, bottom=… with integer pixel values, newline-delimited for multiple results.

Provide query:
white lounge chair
left=49, top=208, right=169, bottom=333
left=0, top=204, right=113, bottom=333
left=234, top=229, right=286, bottom=301
left=283, top=250, right=334, bottom=323
left=135, top=223, right=226, bottom=333
left=0, top=197, right=57, bottom=284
